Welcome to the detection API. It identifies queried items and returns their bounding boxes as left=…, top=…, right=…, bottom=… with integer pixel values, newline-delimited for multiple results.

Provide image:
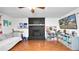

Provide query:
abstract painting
left=19, top=23, right=27, bottom=29
left=59, top=14, right=77, bottom=29
left=3, top=20, right=12, bottom=27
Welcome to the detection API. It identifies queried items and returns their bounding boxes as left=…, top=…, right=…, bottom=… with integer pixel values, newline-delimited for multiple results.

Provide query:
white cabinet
left=59, top=35, right=79, bottom=50
left=70, top=37, right=79, bottom=50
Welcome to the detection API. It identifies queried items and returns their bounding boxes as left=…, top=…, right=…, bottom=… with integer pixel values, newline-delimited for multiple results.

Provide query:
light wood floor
left=10, top=40, right=71, bottom=51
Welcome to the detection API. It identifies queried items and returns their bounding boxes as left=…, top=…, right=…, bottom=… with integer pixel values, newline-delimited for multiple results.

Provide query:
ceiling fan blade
left=37, top=7, right=45, bottom=9
left=18, top=7, right=25, bottom=9
left=31, top=8, right=35, bottom=13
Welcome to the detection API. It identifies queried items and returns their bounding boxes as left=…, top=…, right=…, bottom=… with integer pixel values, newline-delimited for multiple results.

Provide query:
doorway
left=29, top=18, right=45, bottom=40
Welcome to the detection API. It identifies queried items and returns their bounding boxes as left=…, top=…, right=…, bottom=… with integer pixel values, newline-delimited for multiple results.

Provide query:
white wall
left=45, top=17, right=59, bottom=38
left=0, top=13, right=29, bottom=37
left=12, top=18, right=29, bottom=37
left=45, top=17, right=59, bottom=27
left=12, top=17, right=59, bottom=39
left=1, top=8, right=79, bottom=38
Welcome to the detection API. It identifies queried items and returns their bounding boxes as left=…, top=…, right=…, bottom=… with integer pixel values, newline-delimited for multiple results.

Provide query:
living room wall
left=0, top=13, right=14, bottom=34
left=12, top=17, right=59, bottom=39
left=45, top=17, right=59, bottom=39
left=12, top=18, right=29, bottom=37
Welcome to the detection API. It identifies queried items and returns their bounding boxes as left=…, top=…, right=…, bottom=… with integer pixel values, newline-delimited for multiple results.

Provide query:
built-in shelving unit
left=29, top=18, right=45, bottom=39
left=58, top=33, right=79, bottom=50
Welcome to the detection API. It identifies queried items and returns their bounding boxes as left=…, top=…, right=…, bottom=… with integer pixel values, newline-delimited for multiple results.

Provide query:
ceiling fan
left=18, top=7, right=45, bottom=13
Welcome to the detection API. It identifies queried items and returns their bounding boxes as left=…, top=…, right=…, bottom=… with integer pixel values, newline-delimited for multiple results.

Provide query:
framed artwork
left=59, top=14, right=77, bottom=29
left=19, top=23, right=27, bottom=29
left=3, top=20, right=8, bottom=26
left=3, top=20, right=12, bottom=27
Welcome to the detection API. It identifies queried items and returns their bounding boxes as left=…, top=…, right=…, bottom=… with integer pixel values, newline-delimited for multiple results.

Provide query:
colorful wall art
left=18, top=23, right=27, bottom=29
left=3, top=20, right=12, bottom=27
left=59, top=14, right=77, bottom=29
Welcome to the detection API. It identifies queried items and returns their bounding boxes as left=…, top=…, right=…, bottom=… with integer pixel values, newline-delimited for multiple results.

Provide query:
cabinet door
left=71, top=37, right=79, bottom=50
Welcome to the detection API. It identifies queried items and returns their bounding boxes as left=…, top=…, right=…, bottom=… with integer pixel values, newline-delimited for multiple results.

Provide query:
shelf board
left=29, top=24, right=45, bottom=26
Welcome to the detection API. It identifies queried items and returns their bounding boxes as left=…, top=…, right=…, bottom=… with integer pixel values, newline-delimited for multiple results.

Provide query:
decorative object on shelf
left=63, top=29, right=67, bottom=34
left=46, top=26, right=57, bottom=41
left=18, top=23, right=27, bottom=29
left=46, top=26, right=52, bottom=35
left=71, top=31, right=77, bottom=37
left=56, top=30, right=61, bottom=40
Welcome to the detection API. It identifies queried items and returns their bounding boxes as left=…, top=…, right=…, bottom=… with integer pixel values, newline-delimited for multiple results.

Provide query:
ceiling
left=0, top=7, right=78, bottom=18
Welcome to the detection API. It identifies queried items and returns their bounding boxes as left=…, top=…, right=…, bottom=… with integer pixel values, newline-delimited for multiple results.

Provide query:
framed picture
left=19, top=23, right=27, bottom=29
left=3, top=20, right=12, bottom=26
left=59, top=14, right=77, bottom=29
